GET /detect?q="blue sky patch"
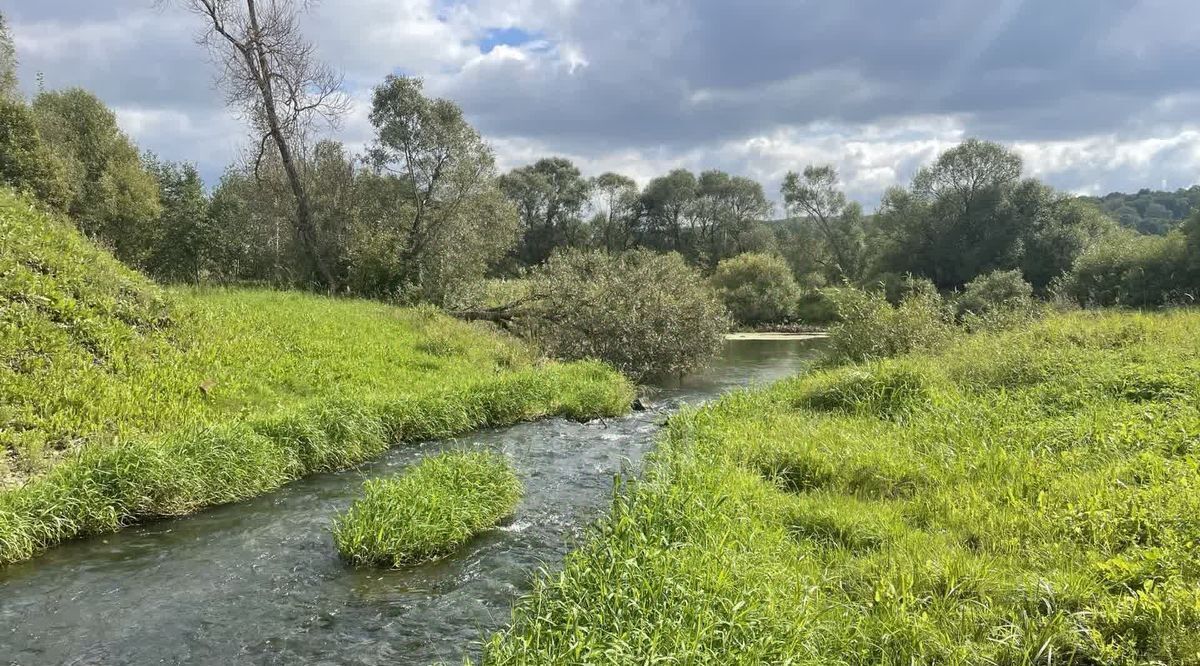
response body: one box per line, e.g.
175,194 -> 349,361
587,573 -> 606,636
479,27 -> 541,54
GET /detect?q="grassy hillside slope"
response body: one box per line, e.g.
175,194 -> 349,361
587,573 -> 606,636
0,189 -> 633,564
485,310 -> 1200,665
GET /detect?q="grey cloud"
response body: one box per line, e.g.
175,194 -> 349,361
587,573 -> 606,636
6,0 -> 1200,201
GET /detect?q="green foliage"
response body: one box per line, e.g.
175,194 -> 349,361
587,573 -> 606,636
633,168 -> 773,268
0,11 -> 16,100
485,310 -> 1200,665
870,140 -> 1109,291
0,99 -> 72,210
144,157 -> 214,283
710,252 -> 801,326
31,88 -> 161,267
361,77 -> 519,303
691,170 -> 774,268
795,287 -> 841,325
780,164 -> 866,281
1082,186 -> 1200,235
825,280 -> 956,362
499,157 -> 592,266
0,192 -> 632,562
588,171 -> 640,254
1060,230 -> 1193,307
527,249 -> 729,380
640,168 -> 698,254
333,450 -> 523,567
954,269 -> 1038,330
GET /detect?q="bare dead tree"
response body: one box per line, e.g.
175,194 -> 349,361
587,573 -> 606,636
171,0 -> 348,290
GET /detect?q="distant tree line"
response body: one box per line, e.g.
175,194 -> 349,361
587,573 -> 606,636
1081,186 -> 1200,235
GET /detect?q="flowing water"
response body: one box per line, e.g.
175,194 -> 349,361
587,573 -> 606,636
0,338 -> 825,665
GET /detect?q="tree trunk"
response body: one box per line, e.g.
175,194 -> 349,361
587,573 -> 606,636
245,0 -> 337,292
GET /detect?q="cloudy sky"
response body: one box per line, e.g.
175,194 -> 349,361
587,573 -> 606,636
7,0 -> 1200,207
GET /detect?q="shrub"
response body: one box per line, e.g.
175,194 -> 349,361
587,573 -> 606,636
527,249 -> 729,380
955,269 -> 1039,331
332,450 -> 523,567
1060,231 -> 1193,307
710,253 -> 801,326
825,281 -> 956,363
796,288 -> 842,325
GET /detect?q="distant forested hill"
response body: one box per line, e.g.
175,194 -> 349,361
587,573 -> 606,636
1080,185 -> 1200,235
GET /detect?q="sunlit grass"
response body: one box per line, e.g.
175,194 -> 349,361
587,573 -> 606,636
484,309 -> 1200,665
0,190 -> 633,564
333,450 -> 523,567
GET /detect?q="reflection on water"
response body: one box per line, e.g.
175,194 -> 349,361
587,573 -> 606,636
0,339 -> 824,665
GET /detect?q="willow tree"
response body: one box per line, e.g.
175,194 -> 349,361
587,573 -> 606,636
173,0 -> 348,290
359,76 -> 518,304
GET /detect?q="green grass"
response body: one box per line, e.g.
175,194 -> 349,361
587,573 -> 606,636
483,309 -> 1200,665
333,450 -> 523,567
0,189 -> 633,565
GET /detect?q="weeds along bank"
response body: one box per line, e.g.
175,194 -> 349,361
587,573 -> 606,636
0,192 -> 633,565
485,310 -> 1200,664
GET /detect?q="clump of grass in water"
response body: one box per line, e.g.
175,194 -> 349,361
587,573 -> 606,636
333,450 -> 523,567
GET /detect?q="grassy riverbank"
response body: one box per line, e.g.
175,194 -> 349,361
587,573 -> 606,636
485,310 -> 1200,664
0,191 -> 633,565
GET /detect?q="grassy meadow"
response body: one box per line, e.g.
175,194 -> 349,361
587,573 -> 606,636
0,192 -> 633,565
484,310 -> 1200,665
334,450 -> 524,567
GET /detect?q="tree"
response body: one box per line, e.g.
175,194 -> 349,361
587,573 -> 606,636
1081,185 -> 1200,235
1010,182 -> 1112,291
692,170 -> 773,269
31,89 -> 161,267
0,98 -> 71,210
589,172 -> 639,253
641,169 -> 698,254
499,157 -> 592,265
867,139 -> 1103,291
304,139 -> 357,284
361,75 -> 517,303
710,253 -> 801,326
145,157 -> 213,283
781,165 -> 864,281
0,11 -> 18,100
207,163 -> 292,283
175,0 -> 348,290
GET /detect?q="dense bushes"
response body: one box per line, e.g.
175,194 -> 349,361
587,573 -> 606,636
1059,230 -> 1193,307
710,253 -> 800,326
525,249 -> 729,380
823,271 -> 1044,363
824,279 -> 956,362
333,450 -> 523,567
955,269 -> 1040,331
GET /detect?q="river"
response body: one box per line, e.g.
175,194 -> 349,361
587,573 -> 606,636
0,338 -> 825,665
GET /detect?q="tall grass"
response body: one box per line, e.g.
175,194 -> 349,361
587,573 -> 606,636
484,309 -> 1200,665
333,450 -> 523,567
0,190 -> 633,564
